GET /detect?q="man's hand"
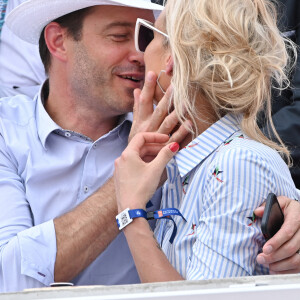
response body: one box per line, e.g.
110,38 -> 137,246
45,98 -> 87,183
129,71 -> 191,146
255,196 -> 300,274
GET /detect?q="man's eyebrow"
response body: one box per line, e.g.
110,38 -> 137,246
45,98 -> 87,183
103,22 -> 135,31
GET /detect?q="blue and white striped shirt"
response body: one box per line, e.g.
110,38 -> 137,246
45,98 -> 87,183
155,113 -> 300,279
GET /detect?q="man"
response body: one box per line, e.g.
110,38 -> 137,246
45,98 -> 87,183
0,0 -> 168,292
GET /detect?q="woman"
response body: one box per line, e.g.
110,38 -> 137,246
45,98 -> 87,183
114,0 -> 300,282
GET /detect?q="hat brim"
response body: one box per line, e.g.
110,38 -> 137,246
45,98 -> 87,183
6,0 -> 164,44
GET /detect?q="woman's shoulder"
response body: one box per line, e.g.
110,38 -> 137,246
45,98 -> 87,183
196,131 -> 298,200
216,132 -> 285,165
203,131 -> 292,184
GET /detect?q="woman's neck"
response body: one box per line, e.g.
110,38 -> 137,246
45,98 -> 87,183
179,96 -> 218,149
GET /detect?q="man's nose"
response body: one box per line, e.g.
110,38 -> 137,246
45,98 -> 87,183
128,46 -> 145,66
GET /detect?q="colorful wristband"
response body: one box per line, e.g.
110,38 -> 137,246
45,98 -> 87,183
116,208 -> 186,244
116,208 -> 147,230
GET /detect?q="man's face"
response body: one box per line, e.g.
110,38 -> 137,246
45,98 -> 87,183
67,6 -> 155,117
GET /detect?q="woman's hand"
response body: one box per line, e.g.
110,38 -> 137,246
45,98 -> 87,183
255,196 -> 300,273
114,132 -> 179,212
129,71 -> 191,147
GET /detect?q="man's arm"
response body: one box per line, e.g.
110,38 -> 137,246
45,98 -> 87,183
0,133 -> 57,292
0,129 -> 119,290
54,178 -> 119,282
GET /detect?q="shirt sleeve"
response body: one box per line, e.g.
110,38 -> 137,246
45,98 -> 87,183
186,146 -> 290,279
0,134 -> 57,292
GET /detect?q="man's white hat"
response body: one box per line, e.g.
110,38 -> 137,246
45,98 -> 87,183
6,0 -> 163,45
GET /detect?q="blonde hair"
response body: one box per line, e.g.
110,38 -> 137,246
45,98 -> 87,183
165,0 -> 296,164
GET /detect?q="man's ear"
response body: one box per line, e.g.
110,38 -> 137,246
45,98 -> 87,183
165,55 -> 174,76
44,22 -> 68,63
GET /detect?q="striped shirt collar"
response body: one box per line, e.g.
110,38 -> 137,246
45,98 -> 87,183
175,113 -> 242,177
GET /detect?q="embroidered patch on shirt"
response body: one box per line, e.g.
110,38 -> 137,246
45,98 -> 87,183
186,223 -> 197,236
247,212 -> 257,226
224,138 -> 234,145
184,143 -> 199,149
182,176 -> 190,194
212,166 -> 223,183
224,134 -> 245,146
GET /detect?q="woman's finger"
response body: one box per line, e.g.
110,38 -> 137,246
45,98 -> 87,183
150,142 -> 179,175
157,110 -> 179,135
169,120 -> 192,145
140,143 -> 167,159
138,71 -> 157,121
149,85 -> 173,131
128,132 -> 170,153
133,88 -> 141,118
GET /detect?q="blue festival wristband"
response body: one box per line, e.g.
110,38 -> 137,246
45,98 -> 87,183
147,209 -> 186,244
146,208 -> 186,222
116,208 -> 147,230
116,208 -> 186,244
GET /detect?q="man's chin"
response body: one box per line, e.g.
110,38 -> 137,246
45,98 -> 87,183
121,94 -> 135,113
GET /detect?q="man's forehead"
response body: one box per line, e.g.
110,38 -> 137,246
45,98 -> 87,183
92,5 -> 155,19
85,5 -> 155,29
103,21 -> 137,31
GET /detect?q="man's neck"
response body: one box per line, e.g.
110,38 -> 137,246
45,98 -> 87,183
43,81 -> 120,141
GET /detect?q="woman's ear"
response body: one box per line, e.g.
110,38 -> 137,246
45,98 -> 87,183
166,56 -> 174,76
44,22 -> 68,63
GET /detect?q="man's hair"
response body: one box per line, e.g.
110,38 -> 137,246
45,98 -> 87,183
39,7 -> 93,74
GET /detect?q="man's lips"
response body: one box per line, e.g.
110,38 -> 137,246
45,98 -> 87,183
117,73 -> 144,83
117,73 -> 145,89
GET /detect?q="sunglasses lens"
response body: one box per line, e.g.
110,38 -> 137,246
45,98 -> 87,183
138,24 -> 154,52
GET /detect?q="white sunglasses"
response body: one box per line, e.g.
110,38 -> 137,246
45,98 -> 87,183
135,18 -> 169,53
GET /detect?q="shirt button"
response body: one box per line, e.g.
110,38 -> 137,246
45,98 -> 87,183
65,131 -> 71,137
93,143 -> 97,149
84,186 -> 89,193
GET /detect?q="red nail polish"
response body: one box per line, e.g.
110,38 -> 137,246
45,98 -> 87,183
169,143 -> 179,152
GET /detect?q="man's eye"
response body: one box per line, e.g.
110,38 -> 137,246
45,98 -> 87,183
110,34 -> 129,41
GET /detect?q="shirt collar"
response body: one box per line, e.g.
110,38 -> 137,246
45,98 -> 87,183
36,81 -> 133,149
36,81 -> 61,149
119,112 -> 133,124
175,113 -> 242,177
